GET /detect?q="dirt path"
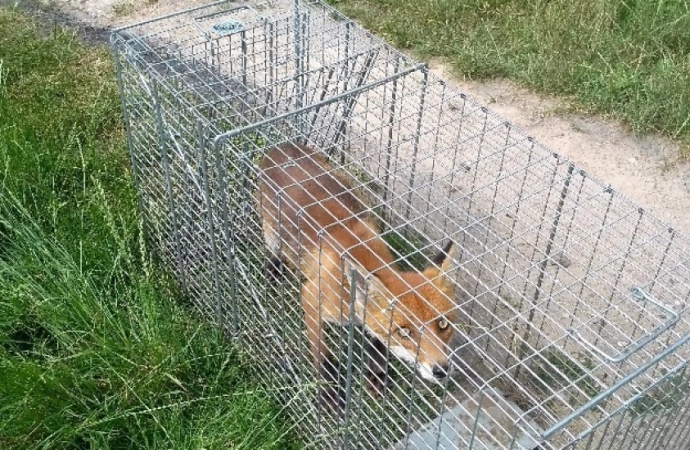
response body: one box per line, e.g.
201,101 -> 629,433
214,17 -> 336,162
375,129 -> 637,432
33,0 -> 690,235
429,61 -> 690,235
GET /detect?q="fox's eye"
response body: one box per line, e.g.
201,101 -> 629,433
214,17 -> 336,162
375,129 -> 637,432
438,319 -> 449,330
398,327 -> 412,338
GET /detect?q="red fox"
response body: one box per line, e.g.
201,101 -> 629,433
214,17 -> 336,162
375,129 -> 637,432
256,142 -> 458,409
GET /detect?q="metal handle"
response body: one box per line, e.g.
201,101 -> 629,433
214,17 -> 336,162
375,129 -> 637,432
570,287 -> 680,363
192,5 -> 266,38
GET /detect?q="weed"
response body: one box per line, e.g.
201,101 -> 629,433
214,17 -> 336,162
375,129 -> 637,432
382,228 -> 431,271
630,370 -> 690,418
113,1 -> 137,17
533,348 -> 600,406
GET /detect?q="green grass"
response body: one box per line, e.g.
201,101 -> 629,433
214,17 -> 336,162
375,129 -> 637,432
0,8 -> 297,449
382,229 -> 430,271
327,0 -> 690,153
533,348 -> 600,407
630,369 -> 690,418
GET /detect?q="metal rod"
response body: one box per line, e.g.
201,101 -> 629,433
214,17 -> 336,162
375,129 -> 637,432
381,56 -> 400,221
241,29 -> 248,87
542,330 -> 690,439
468,389 -> 486,450
342,268 -> 359,450
197,121 -> 225,332
654,367 -> 690,448
111,41 -> 152,253
332,47 -> 379,156
293,0 -> 305,136
212,63 -> 426,146
151,80 -> 188,288
403,67 -> 429,224
515,162 -> 575,380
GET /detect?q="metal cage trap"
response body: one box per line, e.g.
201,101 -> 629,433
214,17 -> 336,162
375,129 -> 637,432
111,1 -> 690,449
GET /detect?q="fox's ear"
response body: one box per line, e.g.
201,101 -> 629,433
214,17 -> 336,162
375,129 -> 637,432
431,240 -> 455,268
430,241 -> 458,294
342,259 -> 392,308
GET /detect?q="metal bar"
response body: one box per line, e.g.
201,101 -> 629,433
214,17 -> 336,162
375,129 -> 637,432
241,28 -> 248,87
592,406 -> 629,450
570,287 -> 680,363
515,162 -> 575,380
341,268 -> 360,450
307,65 -> 337,132
493,138 -> 535,355
111,41 -> 152,252
569,183 -> 614,333
403,66 -> 429,224
654,366 -> 690,448
293,0 -> 305,135
151,80 -> 188,287
212,123 -> 235,332
381,56 -> 401,220
332,47 -> 379,155
542,330 -> 690,440
307,45 -> 381,138
668,395 -> 690,449
333,19 -> 352,161
212,63 -> 426,145
433,369 -> 454,450
196,121 -> 226,331
473,121 -> 513,316
264,20 -> 275,119
468,389 -> 486,450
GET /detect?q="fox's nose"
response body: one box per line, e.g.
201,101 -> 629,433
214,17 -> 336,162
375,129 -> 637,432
432,364 -> 449,379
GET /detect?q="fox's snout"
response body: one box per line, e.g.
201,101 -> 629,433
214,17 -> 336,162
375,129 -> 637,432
432,363 -> 449,379
415,360 -> 451,382
387,331 -> 454,382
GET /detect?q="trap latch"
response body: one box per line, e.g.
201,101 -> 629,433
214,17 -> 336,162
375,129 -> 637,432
192,5 -> 267,40
569,287 -> 680,363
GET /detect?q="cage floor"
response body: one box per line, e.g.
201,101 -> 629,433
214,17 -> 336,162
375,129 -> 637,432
393,388 -> 543,450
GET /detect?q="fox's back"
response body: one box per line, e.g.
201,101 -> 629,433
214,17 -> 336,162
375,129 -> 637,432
257,143 -> 458,386
258,143 -> 376,265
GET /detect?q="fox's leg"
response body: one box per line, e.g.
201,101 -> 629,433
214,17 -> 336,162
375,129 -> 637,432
265,256 -> 284,281
301,280 -> 345,413
365,334 -> 389,396
301,279 -> 329,373
261,218 -> 286,281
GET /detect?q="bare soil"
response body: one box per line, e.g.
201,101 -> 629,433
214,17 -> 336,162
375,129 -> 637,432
428,61 -> 690,235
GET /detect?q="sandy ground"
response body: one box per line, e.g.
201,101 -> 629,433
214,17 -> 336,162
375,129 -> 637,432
427,62 -> 690,235
16,0 -> 690,236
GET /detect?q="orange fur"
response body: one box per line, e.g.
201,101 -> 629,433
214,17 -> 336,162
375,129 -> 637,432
257,142 -> 458,392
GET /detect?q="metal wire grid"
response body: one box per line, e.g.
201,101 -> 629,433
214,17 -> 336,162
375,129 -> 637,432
110,0 -> 419,321
206,71 -> 690,449
111,0 -> 420,130
112,1 -> 690,449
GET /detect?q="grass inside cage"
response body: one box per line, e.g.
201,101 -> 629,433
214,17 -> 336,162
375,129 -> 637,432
630,369 -> 690,419
532,348 -> 601,407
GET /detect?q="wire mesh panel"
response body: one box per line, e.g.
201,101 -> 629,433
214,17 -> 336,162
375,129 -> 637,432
112,1 -> 690,449
111,0 -> 420,322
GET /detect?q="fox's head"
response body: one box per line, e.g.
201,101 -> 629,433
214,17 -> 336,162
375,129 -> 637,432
346,241 -> 458,382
